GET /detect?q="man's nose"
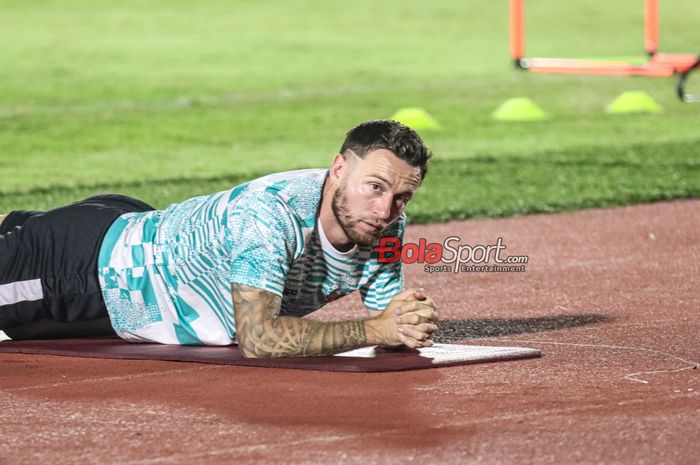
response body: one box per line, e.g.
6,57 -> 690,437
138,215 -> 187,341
374,194 -> 393,221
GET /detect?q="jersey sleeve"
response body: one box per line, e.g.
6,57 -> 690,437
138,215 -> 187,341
225,191 -> 302,296
359,214 -> 407,312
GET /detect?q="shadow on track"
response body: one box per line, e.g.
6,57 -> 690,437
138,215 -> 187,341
433,313 -> 609,343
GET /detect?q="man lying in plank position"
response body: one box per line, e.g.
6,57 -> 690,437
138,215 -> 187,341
0,120 -> 438,358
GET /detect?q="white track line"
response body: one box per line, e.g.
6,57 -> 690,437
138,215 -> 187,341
485,338 -> 700,384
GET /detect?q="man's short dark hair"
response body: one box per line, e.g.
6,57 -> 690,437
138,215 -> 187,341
340,120 -> 432,180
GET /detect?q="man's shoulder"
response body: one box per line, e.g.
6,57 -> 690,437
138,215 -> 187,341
243,168 -> 327,196
232,169 -> 328,228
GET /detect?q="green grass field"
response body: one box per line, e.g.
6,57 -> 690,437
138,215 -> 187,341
1,0 -> 698,221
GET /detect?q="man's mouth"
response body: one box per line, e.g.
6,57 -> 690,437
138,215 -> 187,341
361,221 -> 383,233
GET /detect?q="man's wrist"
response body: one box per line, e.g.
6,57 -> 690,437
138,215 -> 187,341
363,318 -> 382,346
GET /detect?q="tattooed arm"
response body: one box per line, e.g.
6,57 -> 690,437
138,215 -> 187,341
233,283 -> 370,358
232,284 -> 438,358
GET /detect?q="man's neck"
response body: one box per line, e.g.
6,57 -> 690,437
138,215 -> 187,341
318,175 -> 354,252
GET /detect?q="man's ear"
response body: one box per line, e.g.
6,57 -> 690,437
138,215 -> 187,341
329,153 -> 347,183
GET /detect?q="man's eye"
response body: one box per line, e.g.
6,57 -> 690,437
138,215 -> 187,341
369,183 -> 381,191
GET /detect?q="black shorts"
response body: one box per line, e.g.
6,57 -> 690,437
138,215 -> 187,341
0,194 -> 154,339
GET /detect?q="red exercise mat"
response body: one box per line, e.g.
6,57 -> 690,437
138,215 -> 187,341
0,339 -> 541,372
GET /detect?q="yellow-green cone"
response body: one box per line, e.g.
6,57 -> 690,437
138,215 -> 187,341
390,107 -> 441,131
492,97 -> 548,121
605,91 -> 662,114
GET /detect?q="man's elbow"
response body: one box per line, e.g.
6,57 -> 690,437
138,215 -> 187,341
237,335 -> 283,359
236,335 -> 259,359
235,324 -> 303,359
239,346 -> 258,359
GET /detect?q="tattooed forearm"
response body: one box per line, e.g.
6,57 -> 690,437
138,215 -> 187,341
233,284 -> 368,358
299,319 -> 367,356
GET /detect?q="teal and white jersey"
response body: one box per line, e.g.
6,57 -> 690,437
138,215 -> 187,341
97,169 -> 406,345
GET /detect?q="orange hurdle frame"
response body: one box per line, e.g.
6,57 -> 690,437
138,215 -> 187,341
509,0 -> 700,102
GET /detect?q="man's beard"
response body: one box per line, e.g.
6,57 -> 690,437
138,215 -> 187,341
331,184 -> 385,247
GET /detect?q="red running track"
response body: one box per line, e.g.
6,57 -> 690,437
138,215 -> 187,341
1,200 -> 698,465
